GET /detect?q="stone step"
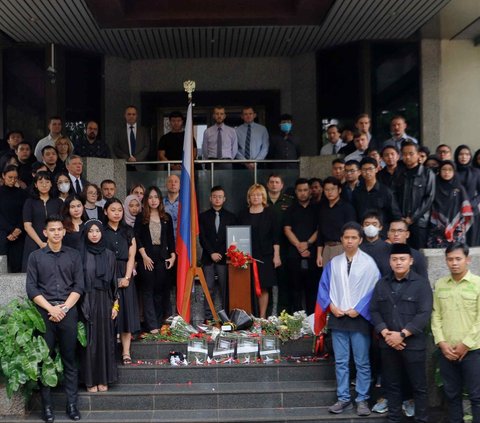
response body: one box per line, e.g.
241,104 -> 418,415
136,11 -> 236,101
16,406 -> 389,423
117,361 -> 336,384
31,381 -> 339,411
129,337 -> 317,360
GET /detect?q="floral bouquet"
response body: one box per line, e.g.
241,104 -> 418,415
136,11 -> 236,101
226,245 -> 249,269
255,310 -> 312,343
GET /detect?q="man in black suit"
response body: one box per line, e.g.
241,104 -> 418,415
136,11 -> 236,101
112,105 -> 151,162
199,185 -> 236,321
66,155 -> 88,195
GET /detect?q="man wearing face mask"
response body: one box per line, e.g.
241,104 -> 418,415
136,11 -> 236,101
359,211 -> 391,277
267,114 -> 299,169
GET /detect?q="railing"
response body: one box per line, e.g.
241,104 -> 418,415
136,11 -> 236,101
125,159 -> 300,215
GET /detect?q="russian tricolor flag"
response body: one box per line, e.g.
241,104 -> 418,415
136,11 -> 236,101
176,102 -> 198,321
314,261 -> 332,335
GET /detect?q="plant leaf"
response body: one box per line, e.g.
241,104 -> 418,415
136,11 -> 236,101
77,321 -> 87,347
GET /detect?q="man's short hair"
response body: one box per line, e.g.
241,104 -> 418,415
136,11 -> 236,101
389,219 -> 409,230
360,157 -> 378,168
267,173 -> 284,183
48,116 -> 62,124
436,144 -> 452,153
45,214 -> 64,227
41,145 -> 57,156
280,113 -> 292,121
65,155 -> 83,165
355,113 -> 370,123
6,130 -> 24,140
353,130 -> 365,139
100,179 -> 116,188
213,105 -> 225,112
86,120 -> 99,127
308,177 -> 322,186
242,106 -> 256,113
341,221 -> 363,238
391,114 -> 406,123
419,146 -> 431,156
332,158 -> 345,166
401,139 -> 419,152
169,111 -> 184,120
327,124 -> 340,132
15,141 -> 31,151
381,145 -> 399,156
445,242 -> 469,257
210,185 -> 225,194
323,176 -> 342,189
362,210 -> 383,226
345,160 -> 360,169
125,105 -> 137,111
295,178 -> 309,188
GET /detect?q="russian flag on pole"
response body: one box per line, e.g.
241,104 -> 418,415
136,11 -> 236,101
176,102 -> 198,321
313,261 -> 332,335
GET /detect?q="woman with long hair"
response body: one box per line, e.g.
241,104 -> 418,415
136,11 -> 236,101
22,171 -> 63,270
129,183 -> 145,202
0,165 -> 28,272
55,136 -> 74,168
237,184 -> 281,318
103,198 -> 140,364
454,145 -> 480,246
61,195 -> 87,250
134,186 -> 175,333
427,160 -> 473,248
80,219 -> 118,393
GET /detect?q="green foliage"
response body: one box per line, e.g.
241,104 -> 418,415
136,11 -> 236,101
0,299 -> 63,399
77,321 -> 87,347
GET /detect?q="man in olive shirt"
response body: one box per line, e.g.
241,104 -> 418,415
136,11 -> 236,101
431,242 -> 480,423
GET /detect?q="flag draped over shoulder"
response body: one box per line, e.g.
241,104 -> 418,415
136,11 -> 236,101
176,103 -> 198,321
314,251 -> 380,335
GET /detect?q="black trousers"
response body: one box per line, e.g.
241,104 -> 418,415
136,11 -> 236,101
286,257 -> 318,315
139,246 -> 169,331
38,306 -> 79,406
408,224 -> 428,250
381,348 -> 428,423
439,349 -> 480,423
203,262 -> 227,320
0,231 -> 24,273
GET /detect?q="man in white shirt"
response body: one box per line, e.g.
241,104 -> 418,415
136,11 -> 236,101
383,115 -> 418,150
34,116 -> 62,162
321,125 -> 346,155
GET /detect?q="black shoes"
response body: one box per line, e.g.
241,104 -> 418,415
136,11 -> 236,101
42,405 -> 55,423
66,403 -> 81,421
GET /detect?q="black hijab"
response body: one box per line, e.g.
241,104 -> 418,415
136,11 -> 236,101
83,219 -> 109,291
454,144 -> 480,203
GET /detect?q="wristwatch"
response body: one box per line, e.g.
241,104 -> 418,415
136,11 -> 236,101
400,331 -> 406,339
61,306 -> 70,313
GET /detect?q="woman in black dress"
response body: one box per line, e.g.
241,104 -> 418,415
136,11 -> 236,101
454,145 -> 480,246
22,171 -> 63,270
238,184 -> 281,318
0,165 -> 28,272
61,195 -> 87,250
427,160 -> 473,248
103,198 -> 140,364
81,219 -> 118,392
134,186 -> 175,333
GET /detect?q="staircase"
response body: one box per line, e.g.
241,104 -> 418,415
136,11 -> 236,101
7,338 -> 389,422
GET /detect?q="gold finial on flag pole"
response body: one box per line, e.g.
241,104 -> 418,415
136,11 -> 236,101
183,80 -> 196,101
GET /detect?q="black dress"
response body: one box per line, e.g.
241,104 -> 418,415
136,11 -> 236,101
0,185 -> 28,272
21,197 -> 63,271
81,249 -> 118,387
63,223 -> 85,251
103,223 -> 140,334
237,207 -> 280,289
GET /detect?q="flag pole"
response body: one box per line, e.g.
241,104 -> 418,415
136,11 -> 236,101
179,81 -> 218,323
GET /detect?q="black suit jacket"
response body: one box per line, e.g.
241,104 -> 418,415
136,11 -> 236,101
199,207 -> 237,265
134,213 -> 175,260
112,126 -> 151,161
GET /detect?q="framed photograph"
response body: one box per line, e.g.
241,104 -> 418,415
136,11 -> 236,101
226,225 -> 252,255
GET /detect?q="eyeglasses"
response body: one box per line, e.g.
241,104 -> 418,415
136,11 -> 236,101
361,167 -> 376,173
388,229 -> 407,234
345,169 -> 358,174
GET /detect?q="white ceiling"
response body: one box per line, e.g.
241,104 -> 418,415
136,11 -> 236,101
0,0 -> 454,59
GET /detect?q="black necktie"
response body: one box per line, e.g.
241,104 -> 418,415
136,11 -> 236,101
129,125 -> 136,156
216,127 -> 222,159
245,124 -> 251,159
75,178 -> 81,194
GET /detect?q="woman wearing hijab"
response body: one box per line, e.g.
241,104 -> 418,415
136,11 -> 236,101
80,219 -> 118,393
454,145 -> 480,246
427,160 -> 473,248
123,194 -> 142,228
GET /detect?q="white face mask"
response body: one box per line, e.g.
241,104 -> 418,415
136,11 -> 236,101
363,224 -> 380,238
58,182 -> 71,194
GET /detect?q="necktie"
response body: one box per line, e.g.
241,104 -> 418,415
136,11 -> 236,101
75,178 -> 81,194
215,211 -> 220,233
245,124 -> 251,159
129,125 -> 136,156
332,143 -> 336,154
216,127 -> 222,159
